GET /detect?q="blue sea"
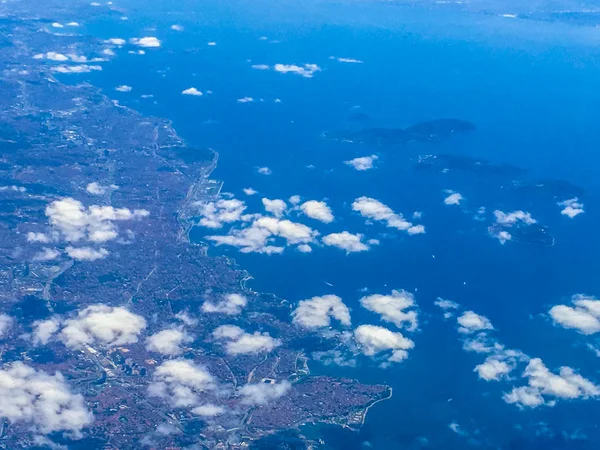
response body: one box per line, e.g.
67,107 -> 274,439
78,1 -> 600,447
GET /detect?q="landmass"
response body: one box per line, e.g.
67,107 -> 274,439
0,6 -> 389,449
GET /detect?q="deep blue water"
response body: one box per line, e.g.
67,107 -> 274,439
76,1 -> 600,448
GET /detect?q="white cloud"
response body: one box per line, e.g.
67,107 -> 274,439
131,37 -> 161,48
558,198 -> 584,218
171,24 -> 184,31
175,311 -> 198,326
492,230 -> 512,244
297,244 -> 312,253
191,404 -> 225,417
493,210 -> 536,226
257,167 -> 272,175
329,56 -> 363,64
360,290 -> 418,331
115,85 -> 132,92
504,358 -> 599,408
243,188 -> 257,196
251,64 -> 270,70
237,97 -> 254,103
273,63 -> 321,78
239,381 -> 291,405
60,305 -> 146,348
65,246 -> 108,261
32,317 -> 62,345
207,41 -> 217,46
435,297 -> 460,319
289,195 -> 301,205
202,293 -> 247,315
300,200 -> 334,223
475,357 -> 514,381
105,38 -> 126,45
0,314 -> 12,338
503,386 -> 545,408
292,294 -> 351,329
85,182 -> 112,195
322,231 -> 369,253
443,191 -> 464,206
262,198 -> 287,218
195,199 -> 247,229
33,248 -> 60,262
435,298 -> 459,310
146,328 -> 192,356
67,22 -> 80,27
0,362 -> 93,435
102,48 -> 115,56
182,87 -> 203,96
549,294 -> 600,335
27,232 -> 51,243
51,22 -> 64,28
207,217 -> 317,254
148,359 -> 215,407
34,52 -> 69,61
354,324 -> 414,364
46,197 -> 148,243
457,311 -> 494,334
0,185 -> 26,192
352,196 -> 424,234
345,155 -> 378,171
213,325 -> 281,355
51,65 -> 102,74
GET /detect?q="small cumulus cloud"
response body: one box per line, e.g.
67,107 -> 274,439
360,290 -> 418,331
0,314 -> 13,338
354,324 -> 414,365
182,87 -> 203,96
146,328 -> 192,356
504,358 -> 599,409
273,63 -> 321,78
443,190 -> 464,206
549,294 -> 600,335
262,198 -> 288,218
292,294 -> 351,329
60,305 -> 146,348
192,404 -> 225,417
243,188 -> 257,196
195,199 -> 247,229
213,325 -> 281,355
32,317 -> 62,345
0,363 -> 93,435
148,359 -> 215,407
171,24 -> 184,31
257,166 -> 272,175
352,196 -> 424,235
51,64 -> 102,74
131,37 -> 161,48
457,311 -> 494,334
65,246 -> 108,261
115,85 -> 132,92
33,248 -> 61,262
322,231 -> 370,253
300,200 -> 334,223
239,380 -> 291,405
105,38 -> 126,46
85,182 -> 118,195
494,210 -> 536,226
202,293 -> 247,315
345,155 -> 378,171
207,216 -> 317,254
558,198 -> 584,218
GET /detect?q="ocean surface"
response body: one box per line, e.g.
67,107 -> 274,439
75,1 -> 600,447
